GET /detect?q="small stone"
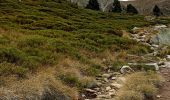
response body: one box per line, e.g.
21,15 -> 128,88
85,89 -> 96,93
97,92 -> 102,95
102,74 -> 111,78
166,80 -> 170,82
94,88 -> 100,91
82,94 -> 86,97
106,86 -> 111,91
96,82 -> 102,87
152,44 -> 159,48
156,95 -> 161,98
111,83 -> 123,89
109,92 -> 116,96
164,73 -> 168,75
111,77 -> 116,80
104,78 -> 109,82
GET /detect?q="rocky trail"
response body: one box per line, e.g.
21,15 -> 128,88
81,24 -> 170,100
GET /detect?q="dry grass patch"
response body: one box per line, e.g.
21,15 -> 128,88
117,72 -> 164,100
0,67 -> 79,100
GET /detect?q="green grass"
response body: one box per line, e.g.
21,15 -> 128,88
0,0 -> 153,77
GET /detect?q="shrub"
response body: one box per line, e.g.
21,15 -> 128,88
117,72 -> 162,100
136,84 -> 157,99
0,62 -> 28,77
0,47 -> 26,64
127,4 -> 138,14
86,0 -> 100,10
117,91 -> 143,100
112,0 -> 122,13
59,73 -> 81,87
153,5 -> 163,17
18,35 -> 47,48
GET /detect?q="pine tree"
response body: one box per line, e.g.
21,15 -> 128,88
86,0 -> 100,10
127,4 -> 138,14
153,5 -> 162,16
112,0 -> 122,13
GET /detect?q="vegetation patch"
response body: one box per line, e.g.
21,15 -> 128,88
117,72 -> 163,100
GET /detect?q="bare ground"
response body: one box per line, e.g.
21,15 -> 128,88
157,67 -> 170,100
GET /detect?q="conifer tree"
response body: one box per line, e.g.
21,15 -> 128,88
112,0 -> 122,13
86,0 -> 100,10
153,5 -> 162,16
127,4 -> 138,14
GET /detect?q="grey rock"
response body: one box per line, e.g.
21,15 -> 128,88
111,83 -> 123,89
120,65 -> 134,74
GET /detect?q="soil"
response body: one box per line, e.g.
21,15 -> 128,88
157,67 -> 170,100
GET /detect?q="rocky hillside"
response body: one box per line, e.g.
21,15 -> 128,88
69,0 -> 114,11
121,0 -> 170,15
69,0 -> 170,15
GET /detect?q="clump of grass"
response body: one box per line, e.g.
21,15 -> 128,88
0,62 -> 28,77
130,64 -> 156,71
117,90 -> 144,100
157,47 -> 170,57
117,72 -> 163,100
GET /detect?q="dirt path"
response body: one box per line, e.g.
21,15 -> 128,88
157,67 -> 170,100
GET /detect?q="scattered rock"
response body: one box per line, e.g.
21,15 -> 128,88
102,74 -> 112,78
84,89 -> 97,98
111,77 -> 116,80
96,82 -> 102,87
109,92 -> 116,97
111,83 -> 122,89
85,89 -> 96,93
103,78 -> 109,82
154,25 -> 167,30
152,44 -> 159,48
106,86 -> 111,91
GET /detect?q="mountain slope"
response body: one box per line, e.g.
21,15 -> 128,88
121,0 -> 170,15
0,0 -> 157,99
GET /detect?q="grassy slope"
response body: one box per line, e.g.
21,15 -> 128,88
0,0 -> 155,98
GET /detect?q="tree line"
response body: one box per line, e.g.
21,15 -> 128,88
86,0 -> 163,16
